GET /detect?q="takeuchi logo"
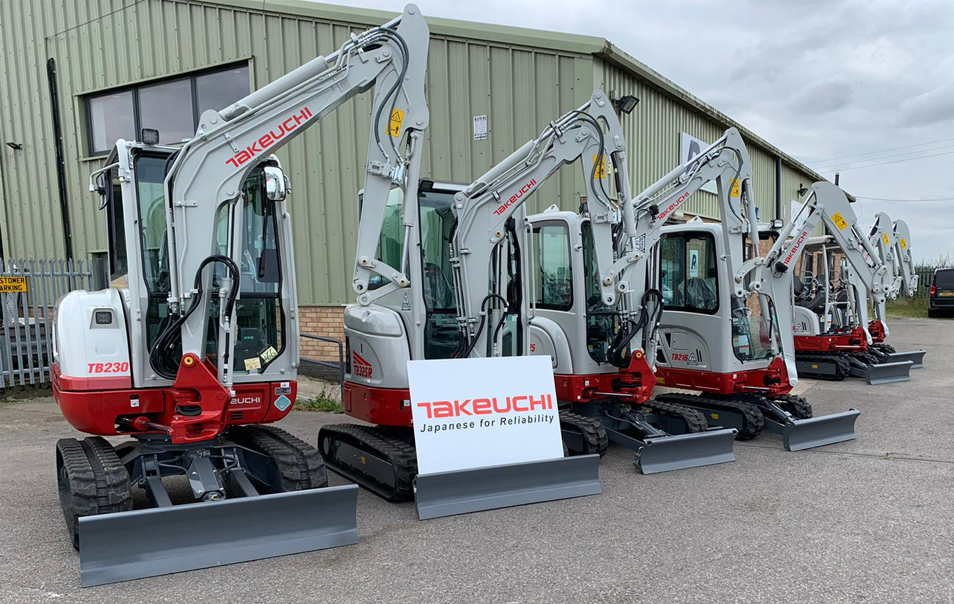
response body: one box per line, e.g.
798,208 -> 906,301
416,394 -> 554,419
225,106 -> 313,168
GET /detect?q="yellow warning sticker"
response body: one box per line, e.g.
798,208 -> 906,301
656,376 -> 666,384
261,346 -> 279,363
901,238 -> 907,250
388,109 -> 405,138
592,154 -> 607,179
0,276 -> 26,293
811,364 -> 819,369
729,178 -> 741,198
883,233 -> 890,245
244,357 -> 262,371
831,212 -> 848,230
710,413 -> 720,420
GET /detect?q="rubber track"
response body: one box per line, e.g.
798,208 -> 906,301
318,424 -> 417,502
559,410 -> 609,457
229,425 -> 328,491
797,352 -> 851,380
655,393 -> 763,440
773,394 -> 813,420
873,343 -> 896,355
55,437 -> 132,549
639,400 -> 708,433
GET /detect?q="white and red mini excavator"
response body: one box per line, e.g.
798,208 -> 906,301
321,90 -> 659,496
51,5 -> 430,586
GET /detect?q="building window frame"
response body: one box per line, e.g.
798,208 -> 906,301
84,61 -> 250,157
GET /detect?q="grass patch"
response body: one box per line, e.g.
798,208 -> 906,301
885,297 -> 929,319
294,387 -> 344,413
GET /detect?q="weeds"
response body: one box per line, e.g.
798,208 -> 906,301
294,386 -> 344,413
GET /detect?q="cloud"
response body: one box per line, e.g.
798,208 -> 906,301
791,79 -> 854,115
899,83 -> 954,127
316,0 -> 954,261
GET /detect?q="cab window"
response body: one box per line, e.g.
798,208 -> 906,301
532,223 -> 572,311
582,222 -> 617,364
660,232 -> 719,313
368,188 -> 404,290
419,189 -> 461,359
207,168 -> 285,371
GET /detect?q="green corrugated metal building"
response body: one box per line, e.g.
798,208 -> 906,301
0,0 -> 833,314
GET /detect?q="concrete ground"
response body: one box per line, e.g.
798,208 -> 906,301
1,318 -> 951,603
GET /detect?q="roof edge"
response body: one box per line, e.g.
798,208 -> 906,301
188,0 -> 847,197
193,0 -> 606,55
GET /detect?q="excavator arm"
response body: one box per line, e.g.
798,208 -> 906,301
893,218 -> 918,297
762,181 -> 888,352
159,5 -> 429,387
450,90 -> 627,357
619,128 -> 761,358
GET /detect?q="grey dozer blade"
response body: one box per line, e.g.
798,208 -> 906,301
79,485 -> 358,587
859,359 -> 914,385
414,455 -> 601,520
769,409 -> 861,452
885,350 -> 926,369
634,429 -> 738,474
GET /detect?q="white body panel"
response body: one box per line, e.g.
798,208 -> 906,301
54,289 -> 131,381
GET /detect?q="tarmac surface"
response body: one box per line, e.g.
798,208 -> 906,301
1,317 -> 951,603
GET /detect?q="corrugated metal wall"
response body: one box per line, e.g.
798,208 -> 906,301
0,0 -> 824,306
1,0 -> 588,305
596,58 -> 814,223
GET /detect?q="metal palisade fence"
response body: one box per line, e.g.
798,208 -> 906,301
914,267 -> 933,299
0,258 -> 95,388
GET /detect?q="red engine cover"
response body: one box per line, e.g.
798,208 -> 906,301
52,359 -> 297,441
655,355 -> 792,397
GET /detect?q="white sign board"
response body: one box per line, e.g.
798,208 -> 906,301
408,356 -> 563,475
473,115 -> 488,141
790,199 -> 807,230
679,132 -> 717,195
689,249 -> 700,278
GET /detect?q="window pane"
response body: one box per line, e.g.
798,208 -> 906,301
88,91 -> 135,155
135,155 -> 170,293
106,169 -> 127,279
419,190 -> 461,360
660,236 -> 685,307
368,188 -> 404,291
582,222 -> 616,364
685,236 -> 717,311
196,66 -> 250,114
533,224 -> 572,311
139,78 -> 194,144
660,233 -> 718,313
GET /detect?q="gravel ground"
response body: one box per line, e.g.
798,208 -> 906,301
0,318 -> 951,603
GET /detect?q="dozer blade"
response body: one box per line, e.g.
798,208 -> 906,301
415,455 -> 601,520
885,350 -> 926,369
636,428 -> 737,475
866,360 -> 913,385
79,485 -> 359,587
775,409 -> 861,452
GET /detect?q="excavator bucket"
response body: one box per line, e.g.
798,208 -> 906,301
415,455 -> 601,520
636,428 -> 737,474
78,485 -> 359,587
864,360 -> 914,385
769,409 -> 860,452
885,350 -> 925,369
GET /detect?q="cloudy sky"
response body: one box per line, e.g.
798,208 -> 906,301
325,0 -> 954,263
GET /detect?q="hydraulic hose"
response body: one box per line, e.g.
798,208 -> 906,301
149,254 -> 241,380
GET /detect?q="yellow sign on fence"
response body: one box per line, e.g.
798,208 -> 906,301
0,276 -> 27,293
